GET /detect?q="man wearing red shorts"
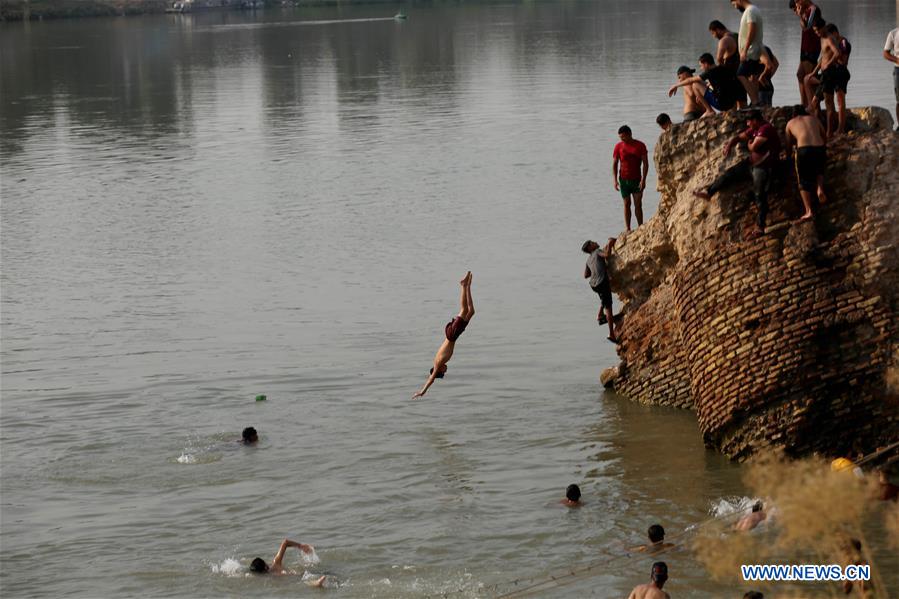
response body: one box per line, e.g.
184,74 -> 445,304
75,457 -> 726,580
413,272 -> 475,399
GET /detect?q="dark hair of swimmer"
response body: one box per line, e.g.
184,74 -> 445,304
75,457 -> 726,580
429,366 -> 446,379
708,19 -> 726,32
647,524 -> 665,543
656,113 -> 672,126
242,427 -> 258,444
699,52 -> 715,66
651,561 -> 668,585
743,592 -> 764,599
618,125 -> 632,136
566,484 -> 581,502
752,501 -> 763,512
793,104 -> 807,117
250,557 -> 268,573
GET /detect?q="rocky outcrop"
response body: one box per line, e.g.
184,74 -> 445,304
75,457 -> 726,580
603,107 -> 899,460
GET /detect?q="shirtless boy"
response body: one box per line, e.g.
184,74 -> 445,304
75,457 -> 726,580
627,562 -> 670,599
735,501 -> 767,531
805,20 -> 850,136
249,538 -> 326,586
785,104 -> 828,222
669,66 -> 715,122
631,524 -> 677,554
413,272 -> 474,398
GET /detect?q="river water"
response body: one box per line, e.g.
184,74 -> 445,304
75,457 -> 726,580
2,1 -> 897,597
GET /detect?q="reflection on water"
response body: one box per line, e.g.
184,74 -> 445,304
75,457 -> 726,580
2,1 -> 897,597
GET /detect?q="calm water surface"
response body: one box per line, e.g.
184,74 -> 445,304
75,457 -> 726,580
2,1 -> 897,597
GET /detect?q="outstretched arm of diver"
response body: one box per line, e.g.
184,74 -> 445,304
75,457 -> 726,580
413,370 -> 438,399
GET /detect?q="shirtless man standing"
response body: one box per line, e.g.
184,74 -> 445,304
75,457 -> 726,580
413,272 -> 474,398
670,65 -> 715,122
785,104 -> 828,222
804,20 -> 849,136
627,562 -> 671,599
249,538 -> 326,586
709,20 -> 740,73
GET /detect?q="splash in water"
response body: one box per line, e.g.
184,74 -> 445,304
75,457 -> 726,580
709,495 -> 761,519
301,547 -> 321,567
210,558 -> 244,576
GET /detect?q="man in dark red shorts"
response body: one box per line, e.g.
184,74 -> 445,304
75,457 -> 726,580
793,0 -> 822,107
413,271 -> 474,399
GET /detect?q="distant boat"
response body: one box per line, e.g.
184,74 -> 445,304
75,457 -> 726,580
394,11 -> 407,20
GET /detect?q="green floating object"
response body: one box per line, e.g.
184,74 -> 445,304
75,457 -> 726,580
255,394 -> 267,402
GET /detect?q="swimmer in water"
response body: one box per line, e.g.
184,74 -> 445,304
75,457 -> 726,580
734,501 -> 767,531
241,427 -> 258,445
631,524 -> 676,553
561,484 -> 582,507
627,561 -> 670,599
249,538 -> 326,586
413,271 -> 474,399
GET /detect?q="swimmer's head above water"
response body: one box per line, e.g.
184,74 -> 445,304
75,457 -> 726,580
565,484 -> 581,503
249,557 -> 269,573
648,524 -> 665,544
242,427 -> 259,445
429,364 -> 448,379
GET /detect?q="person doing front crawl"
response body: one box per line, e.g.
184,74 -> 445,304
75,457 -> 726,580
413,271 -> 475,399
249,538 -> 326,586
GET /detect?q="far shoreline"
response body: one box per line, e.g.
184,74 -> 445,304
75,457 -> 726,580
0,0 -> 404,22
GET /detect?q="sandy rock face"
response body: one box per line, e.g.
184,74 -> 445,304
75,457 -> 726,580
604,107 -> 899,460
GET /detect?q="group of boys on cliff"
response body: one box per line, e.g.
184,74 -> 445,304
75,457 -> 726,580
584,0 -> 899,347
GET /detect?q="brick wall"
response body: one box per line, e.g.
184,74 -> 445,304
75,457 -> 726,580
672,227 -> 895,459
606,107 -> 899,459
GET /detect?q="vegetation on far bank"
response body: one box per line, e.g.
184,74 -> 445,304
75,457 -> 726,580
1,0 -> 167,21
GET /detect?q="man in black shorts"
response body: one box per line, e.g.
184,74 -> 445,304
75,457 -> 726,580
785,105 -> 827,222
805,20 -> 851,136
413,271 -> 475,398
732,0 -> 765,106
582,239 -> 617,343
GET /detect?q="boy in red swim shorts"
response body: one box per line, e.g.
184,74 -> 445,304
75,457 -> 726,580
413,271 -> 475,399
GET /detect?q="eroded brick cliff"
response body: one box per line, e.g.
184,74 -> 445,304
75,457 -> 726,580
603,107 -> 899,460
